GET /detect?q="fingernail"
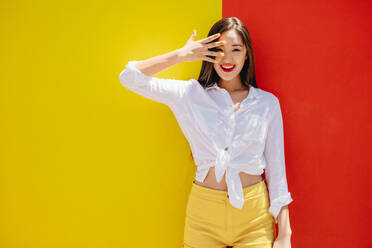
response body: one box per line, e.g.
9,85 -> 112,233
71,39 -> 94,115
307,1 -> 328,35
220,53 -> 224,56
217,33 -> 221,37
222,40 -> 227,44
214,59 -> 218,63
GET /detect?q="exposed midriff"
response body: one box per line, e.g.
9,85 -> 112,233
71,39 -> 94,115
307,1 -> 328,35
194,166 -> 263,191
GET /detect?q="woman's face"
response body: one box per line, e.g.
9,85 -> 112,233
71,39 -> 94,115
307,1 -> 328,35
213,29 -> 247,82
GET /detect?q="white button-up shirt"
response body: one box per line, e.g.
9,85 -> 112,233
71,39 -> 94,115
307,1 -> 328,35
118,60 -> 293,223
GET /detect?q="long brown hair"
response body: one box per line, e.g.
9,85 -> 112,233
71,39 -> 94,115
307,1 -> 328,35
189,17 -> 258,163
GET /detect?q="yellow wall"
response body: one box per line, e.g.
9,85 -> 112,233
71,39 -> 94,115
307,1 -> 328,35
0,0 -> 221,247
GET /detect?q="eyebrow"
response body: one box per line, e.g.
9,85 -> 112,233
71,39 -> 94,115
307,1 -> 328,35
217,44 -> 243,48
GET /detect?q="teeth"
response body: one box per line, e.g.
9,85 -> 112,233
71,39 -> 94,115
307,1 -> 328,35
222,65 -> 234,69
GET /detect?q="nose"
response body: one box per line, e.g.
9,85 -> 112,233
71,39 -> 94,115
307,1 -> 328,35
219,51 -> 234,61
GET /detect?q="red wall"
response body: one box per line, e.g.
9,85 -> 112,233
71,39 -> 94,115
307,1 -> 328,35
223,1 -> 372,247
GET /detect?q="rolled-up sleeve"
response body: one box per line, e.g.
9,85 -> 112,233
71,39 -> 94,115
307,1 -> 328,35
118,60 -> 194,106
264,97 -> 293,223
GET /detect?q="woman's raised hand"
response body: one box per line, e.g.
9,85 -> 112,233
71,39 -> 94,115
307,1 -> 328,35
177,30 -> 226,63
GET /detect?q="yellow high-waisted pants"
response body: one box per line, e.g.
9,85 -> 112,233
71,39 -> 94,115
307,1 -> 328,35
183,179 -> 275,248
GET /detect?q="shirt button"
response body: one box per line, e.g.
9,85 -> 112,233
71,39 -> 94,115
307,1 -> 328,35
224,147 -> 229,151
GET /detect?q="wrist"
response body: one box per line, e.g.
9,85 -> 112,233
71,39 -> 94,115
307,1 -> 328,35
174,48 -> 187,63
277,231 -> 292,238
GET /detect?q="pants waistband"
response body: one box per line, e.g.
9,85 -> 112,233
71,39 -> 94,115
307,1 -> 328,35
191,179 -> 266,201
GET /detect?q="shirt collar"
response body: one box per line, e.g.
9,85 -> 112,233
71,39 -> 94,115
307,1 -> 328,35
206,82 -> 261,99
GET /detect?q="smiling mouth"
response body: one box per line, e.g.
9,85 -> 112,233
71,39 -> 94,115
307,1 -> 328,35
220,64 -> 235,72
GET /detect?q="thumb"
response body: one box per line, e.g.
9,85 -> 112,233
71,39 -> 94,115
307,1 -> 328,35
189,29 -> 196,41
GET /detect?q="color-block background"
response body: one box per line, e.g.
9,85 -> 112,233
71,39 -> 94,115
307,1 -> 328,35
222,0 -> 372,248
1,0 -> 371,247
223,1 -> 371,247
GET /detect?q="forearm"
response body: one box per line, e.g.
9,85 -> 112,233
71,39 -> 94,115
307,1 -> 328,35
277,205 -> 292,237
135,48 -> 184,77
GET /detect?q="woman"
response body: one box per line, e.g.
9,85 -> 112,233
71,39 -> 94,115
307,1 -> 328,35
119,17 -> 293,248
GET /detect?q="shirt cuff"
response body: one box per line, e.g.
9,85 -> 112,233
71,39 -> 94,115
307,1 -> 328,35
120,60 -> 152,86
268,192 -> 293,224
